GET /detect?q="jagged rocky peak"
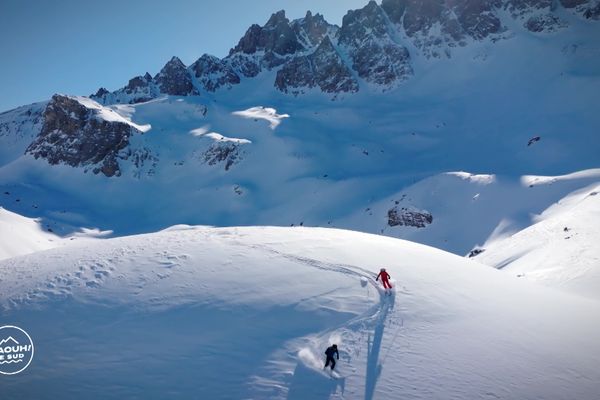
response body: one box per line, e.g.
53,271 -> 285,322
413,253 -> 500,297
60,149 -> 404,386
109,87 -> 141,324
190,54 -> 240,92
339,0 -> 390,42
26,95 -> 143,177
230,10 -> 304,56
292,11 -> 337,48
226,10 -> 308,77
154,56 -> 199,96
275,35 -> 358,95
93,87 -> 110,98
338,0 -> 412,86
379,0 -> 506,56
125,72 -> 153,92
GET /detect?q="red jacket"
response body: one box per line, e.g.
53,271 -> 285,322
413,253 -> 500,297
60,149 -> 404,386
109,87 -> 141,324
376,271 -> 391,281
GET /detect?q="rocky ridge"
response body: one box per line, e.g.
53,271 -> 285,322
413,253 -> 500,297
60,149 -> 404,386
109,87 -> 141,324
89,0 -> 600,104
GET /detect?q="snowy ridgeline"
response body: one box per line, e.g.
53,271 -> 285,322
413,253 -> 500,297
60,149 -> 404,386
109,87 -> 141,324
0,226 -> 599,399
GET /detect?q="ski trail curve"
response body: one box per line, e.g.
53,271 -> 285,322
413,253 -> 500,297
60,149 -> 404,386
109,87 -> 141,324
243,243 -> 404,399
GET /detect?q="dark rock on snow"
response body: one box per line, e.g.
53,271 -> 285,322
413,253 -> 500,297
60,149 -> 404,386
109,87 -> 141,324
26,95 -> 142,177
387,206 -> 433,228
190,54 -> 240,92
338,1 -> 413,85
275,36 -> 358,95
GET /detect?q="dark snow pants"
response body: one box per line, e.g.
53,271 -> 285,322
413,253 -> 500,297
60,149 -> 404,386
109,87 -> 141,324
325,355 -> 336,370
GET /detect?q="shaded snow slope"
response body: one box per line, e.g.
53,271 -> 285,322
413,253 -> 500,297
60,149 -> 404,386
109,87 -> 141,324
0,207 -> 63,260
478,181 -> 600,299
0,227 -> 598,399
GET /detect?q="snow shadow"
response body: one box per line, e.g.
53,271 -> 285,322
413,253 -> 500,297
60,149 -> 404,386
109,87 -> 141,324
286,362 -> 344,400
1,300 -> 349,399
365,296 -> 394,400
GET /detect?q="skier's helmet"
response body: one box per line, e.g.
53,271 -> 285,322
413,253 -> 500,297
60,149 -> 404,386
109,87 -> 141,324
332,344 -> 337,349
380,268 -> 386,272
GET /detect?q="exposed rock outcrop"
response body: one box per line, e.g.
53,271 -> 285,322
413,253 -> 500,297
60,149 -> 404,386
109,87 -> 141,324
382,0 -> 503,57
190,54 -> 240,92
275,36 -> 358,95
203,141 -> 244,171
338,1 -> 413,86
525,13 -> 567,32
388,206 -> 433,228
559,0 -> 589,8
584,2 -> 600,19
26,95 -> 143,177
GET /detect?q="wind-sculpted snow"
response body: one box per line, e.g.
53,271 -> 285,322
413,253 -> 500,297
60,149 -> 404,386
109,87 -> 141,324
232,106 -> 290,129
477,179 -> 600,299
0,227 -> 599,399
0,207 -> 62,260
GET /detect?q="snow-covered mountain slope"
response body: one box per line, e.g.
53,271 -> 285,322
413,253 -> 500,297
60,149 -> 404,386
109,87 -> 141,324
476,175 -> 600,299
0,227 -> 598,399
0,207 -> 62,260
340,169 -> 600,254
0,0 -> 598,259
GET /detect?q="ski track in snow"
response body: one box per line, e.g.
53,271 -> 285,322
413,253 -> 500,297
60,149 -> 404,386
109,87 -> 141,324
1,227 -> 599,400
242,243 -> 408,399
0,228 -> 404,399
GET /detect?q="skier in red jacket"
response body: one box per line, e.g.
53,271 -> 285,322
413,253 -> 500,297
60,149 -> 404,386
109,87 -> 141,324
376,268 -> 392,290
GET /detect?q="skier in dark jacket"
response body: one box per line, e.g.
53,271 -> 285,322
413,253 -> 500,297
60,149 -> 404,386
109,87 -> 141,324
324,344 -> 339,370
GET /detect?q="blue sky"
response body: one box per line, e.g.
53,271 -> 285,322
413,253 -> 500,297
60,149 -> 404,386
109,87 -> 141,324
0,0 -> 368,112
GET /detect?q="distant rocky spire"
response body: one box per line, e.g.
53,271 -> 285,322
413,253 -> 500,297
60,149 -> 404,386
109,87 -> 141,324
154,57 -> 199,96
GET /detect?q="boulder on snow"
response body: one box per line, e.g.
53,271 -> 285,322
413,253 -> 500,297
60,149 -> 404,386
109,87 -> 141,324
387,206 -> 433,228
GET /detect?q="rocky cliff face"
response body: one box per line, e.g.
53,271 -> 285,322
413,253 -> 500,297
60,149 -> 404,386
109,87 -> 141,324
227,10 -> 306,75
154,57 -> 199,96
338,1 -> 412,86
291,11 -> 338,48
190,54 -> 240,92
203,141 -> 245,171
224,10 -> 335,79
26,95 -> 145,177
275,36 -> 358,95
381,0 -> 503,57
